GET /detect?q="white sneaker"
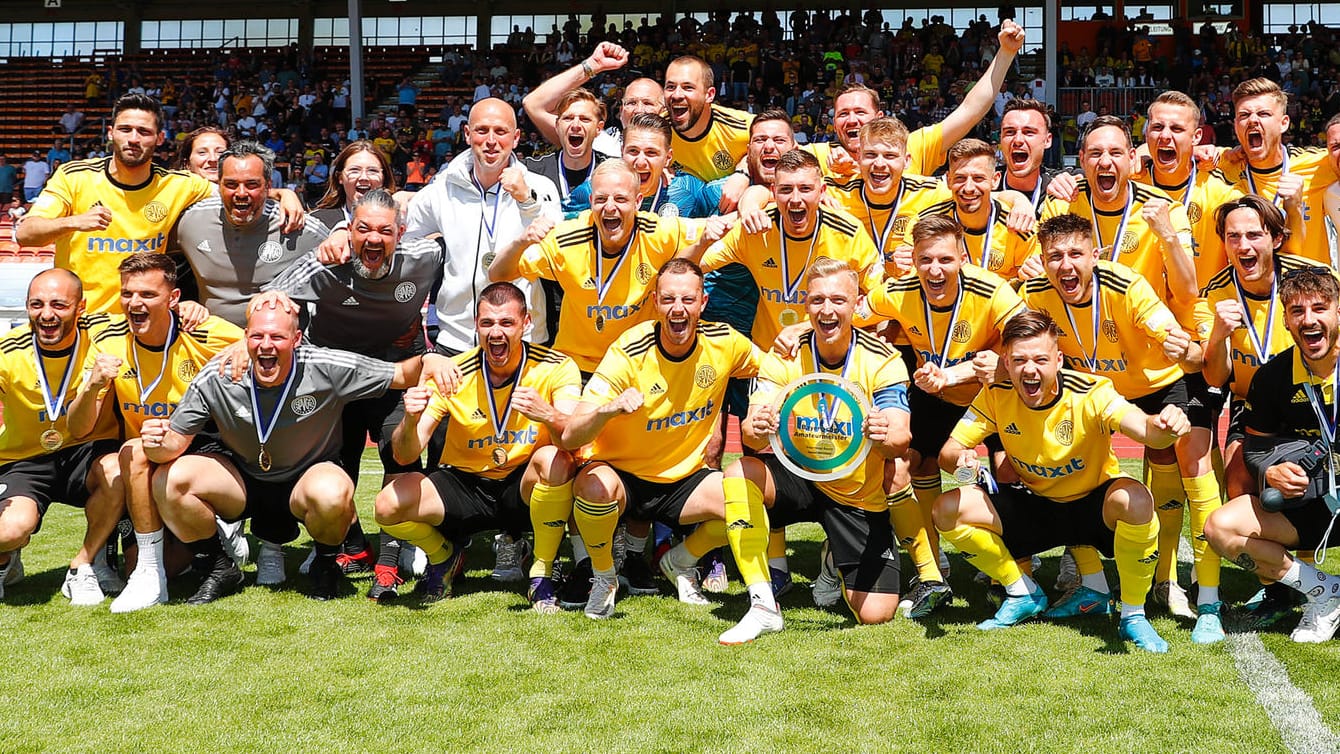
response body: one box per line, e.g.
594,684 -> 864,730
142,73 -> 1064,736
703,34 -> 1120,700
1153,580 -> 1196,619
1055,550 -> 1080,593
256,541 -> 286,585
297,545 -> 316,575
217,518 -> 250,566
659,545 -> 710,605
584,571 -> 618,619
1291,592 -> 1340,643
93,551 -> 125,595
813,541 -> 842,608
719,603 -> 784,644
62,565 -> 105,606
491,533 -> 531,582
109,565 -> 168,613
399,544 -> 427,578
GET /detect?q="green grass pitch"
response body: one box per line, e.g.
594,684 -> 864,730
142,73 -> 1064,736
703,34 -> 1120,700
0,454 -> 1331,752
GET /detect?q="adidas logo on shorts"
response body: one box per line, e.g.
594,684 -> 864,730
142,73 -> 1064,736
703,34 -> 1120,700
762,258 -> 778,268
1004,423 -> 1021,435
196,240 -> 211,253
341,296 -> 359,306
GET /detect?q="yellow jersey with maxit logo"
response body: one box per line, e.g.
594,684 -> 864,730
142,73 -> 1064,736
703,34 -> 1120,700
826,174 -> 949,273
27,158 -> 214,313
1141,167 -> 1244,290
1021,260 -> 1182,399
424,342 -> 581,479
951,369 -> 1133,502
86,314 -> 242,437
911,195 -> 1041,281
702,205 -> 881,351
581,320 -> 760,483
519,211 -> 703,372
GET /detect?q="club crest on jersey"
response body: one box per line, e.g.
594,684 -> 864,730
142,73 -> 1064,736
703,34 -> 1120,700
1120,231 -> 1138,254
290,395 -> 318,416
1188,202 -> 1203,224
1102,320 -> 1119,343
694,365 -> 717,388
951,320 -> 972,344
142,200 -> 168,223
178,361 -> 198,380
258,241 -> 284,263
986,250 -> 1005,270
1054,419 -> 1074,446
395,282 -> 417,303
711,149 -> 735,172
892,215 -> 910,235
635,263 -> 654,285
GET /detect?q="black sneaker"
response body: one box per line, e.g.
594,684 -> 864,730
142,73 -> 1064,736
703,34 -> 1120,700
367,565 -> 403,603
620,553 -> 660,596
186,561 -> 245,605
906,579 -> 953,618
558,558 -> 593,610
308,555 -> 343,601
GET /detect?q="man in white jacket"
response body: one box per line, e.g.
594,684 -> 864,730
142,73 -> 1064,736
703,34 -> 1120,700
406,98 -> 562,353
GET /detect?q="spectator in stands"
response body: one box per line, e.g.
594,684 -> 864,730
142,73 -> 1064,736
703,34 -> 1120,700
397,77 -> 420,116
47,140 -> 71,169
311,141 -> 399,228
304,151 -> 330,204
0,156 -> 15,208
22,150 -> 50,202
59,105 -> 85,135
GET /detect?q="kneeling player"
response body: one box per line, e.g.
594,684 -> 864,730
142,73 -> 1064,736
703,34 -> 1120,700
1205,268 -> 1340,643
144,295 -> 422,602
935,310 -> 1190,653
373,283 -> 581,609
562,259 -> 780,641
725,258 -> 912,634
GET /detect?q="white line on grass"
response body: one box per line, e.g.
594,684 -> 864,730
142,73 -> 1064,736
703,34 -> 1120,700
1178,536 -> 1340,753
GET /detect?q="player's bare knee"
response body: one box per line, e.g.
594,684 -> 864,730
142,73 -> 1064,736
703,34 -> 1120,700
573,466 -> 617,502
850,593 -> 897,625
931,488 -> 964,532
723,455 -> 766,487
532,445 -> 574,483
0,500 -> 38,550
1107,478 -> 1153,524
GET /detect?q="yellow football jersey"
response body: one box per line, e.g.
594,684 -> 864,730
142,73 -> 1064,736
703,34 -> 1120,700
1195,253 -> 1316,399
670,105 -> 753,182
1215,146 -> 1336,263
702,205 -> 882,350
864,264 -> 1025,406
952,370 -> 1133,502
827,174 -> 950,272
911,196 -> 1041,280
581,320 -> 761,483
1021,260 -> 1183,399
424,342 -> 581,479
1038,178 -> 1195,308
1142,167 -> 1244,290
519,211 -> 703,372
750,329 -> 909,511
0,314 -> 120,462
86,314 -> 242,438
27,159 -> 214,313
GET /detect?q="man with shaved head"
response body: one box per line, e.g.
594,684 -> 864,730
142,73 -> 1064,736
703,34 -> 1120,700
0,269 -> 125,605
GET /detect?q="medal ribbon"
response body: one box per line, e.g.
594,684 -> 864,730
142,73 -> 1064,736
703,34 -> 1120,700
472,172 -> 502,251
862,181 -> 903,259
594,221 -> 635,306
922,282 -> 965,368
956,200 -> 999,268
249,356 -> 299,459
131,314 -> 178,403
780,225 -> 822,305
557,153 -> 594,199
1246,148 -> 1289,207
1088,189 -> 1133,262
482,344 -> 526,443
1232,269 -> 1277,365
808,331 -> 856,428
33,330 -> 80,425
1061,269 -> 1102,371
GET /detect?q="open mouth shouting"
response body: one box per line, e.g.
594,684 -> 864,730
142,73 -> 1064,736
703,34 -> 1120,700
35,318 -> 63,344
925,276 -> 949,300
1059,272 -> 1083,300
1154,145 -> 1179,170
565,129 -> 587,156
255,352 -> 280,378
127,308 -> 151,331
666,313 -> 692,338
668,101 -> 691,130
1236,250 -> 1260,277
600,213 -> 623,236
1009,148 -> 1031,173
1299,323 -> 1328,353
866,167 -> 893,192
1020,374 -> 1044,399
815,313 -> 841,337
1246,128 -> 1265,152
1095,171 -> 1118,193
485,337 -> 509,365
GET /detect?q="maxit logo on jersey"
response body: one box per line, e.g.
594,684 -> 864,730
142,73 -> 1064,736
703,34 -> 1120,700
121,400 -> 175,417
467,427 -> 538,449
86,232 -> 167,254
645,399 -> 715,431
1012,456 -> 1085,478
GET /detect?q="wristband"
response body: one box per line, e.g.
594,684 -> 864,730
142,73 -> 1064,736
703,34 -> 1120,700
580,60 -> 594,79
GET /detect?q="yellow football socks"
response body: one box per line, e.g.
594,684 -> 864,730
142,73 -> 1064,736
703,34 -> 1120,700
527,480 -> 573,579
939,523 -> 1021,588
1147,461 -> 1184,583
723,477 -> 771,587
1114,517 -> 1160,608
888,485 -> 942,582
1184,471 -> 1222,591
574,497 -> 620,573
380,520 -> 451,565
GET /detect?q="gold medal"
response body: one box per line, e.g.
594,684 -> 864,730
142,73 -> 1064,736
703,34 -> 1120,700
594,314 -> 605,332
779,309 -> 799,327
482,252 -> 496,269
259,445 -> 272,472
491,446 -> 508,467
39,428 -> 62,452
